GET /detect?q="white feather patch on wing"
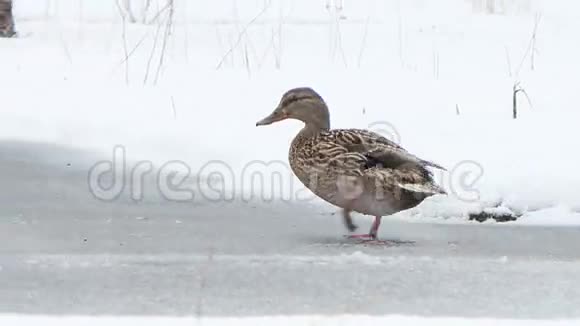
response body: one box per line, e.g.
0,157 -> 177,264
397,183 -> 446,195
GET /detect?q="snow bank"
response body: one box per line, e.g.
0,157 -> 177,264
1,0 -> 579,225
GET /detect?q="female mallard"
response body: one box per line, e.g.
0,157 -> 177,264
256,87 -> 446,241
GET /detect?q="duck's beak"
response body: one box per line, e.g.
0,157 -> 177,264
255,109 -> 288,126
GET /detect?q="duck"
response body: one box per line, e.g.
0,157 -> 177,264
256,87 -> 446,242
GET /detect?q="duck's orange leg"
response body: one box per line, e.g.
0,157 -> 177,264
347,216 -> 382,240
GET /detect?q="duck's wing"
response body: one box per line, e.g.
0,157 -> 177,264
309,132 -> 447,197
305,139 -> 366,177
324,129 -> 446,173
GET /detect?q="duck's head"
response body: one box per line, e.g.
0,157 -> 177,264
256,87 -> 330,130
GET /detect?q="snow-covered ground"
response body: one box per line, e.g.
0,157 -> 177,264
1,0 -> 580,323
3,0 -> 580,223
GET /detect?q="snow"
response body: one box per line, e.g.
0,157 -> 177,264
5,1 -> 579,225
0,1 -> 580,225
1,315 -> 579,326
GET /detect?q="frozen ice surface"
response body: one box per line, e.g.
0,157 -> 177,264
0,141 -> 579,319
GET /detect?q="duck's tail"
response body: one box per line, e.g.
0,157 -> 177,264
398,182 -> 447,195
419,159 -> 447,171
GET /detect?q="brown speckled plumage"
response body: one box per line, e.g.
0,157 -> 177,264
256,87 -> 446,240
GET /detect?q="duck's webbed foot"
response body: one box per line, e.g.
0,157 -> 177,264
345,216 -> 382,240
342,209 -> 358,232
347,233 -> 376,240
